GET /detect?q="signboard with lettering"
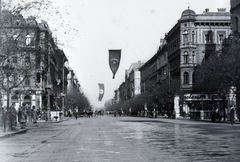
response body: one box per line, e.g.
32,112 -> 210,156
183,94 -> 221,101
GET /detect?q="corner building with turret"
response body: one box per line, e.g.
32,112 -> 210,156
164,8 -> 231,118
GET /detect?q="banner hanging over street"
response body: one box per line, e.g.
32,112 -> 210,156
98,83 -> 104,102
109,49 -> 121,79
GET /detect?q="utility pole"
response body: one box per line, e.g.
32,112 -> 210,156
61,58 -> 65,118
0,0 -> 2,21
6,73 -> 11,131
168,62 -> 171,116
46,49 -> 51,121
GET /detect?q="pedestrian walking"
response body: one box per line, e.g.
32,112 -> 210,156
119,109 -> 122,116
144,103 -> 148,117
11,103 -> 17,128
32,106 -> 37,124
172,109 -> 176,119
18,107 -> 26,129
230,105 -> 235,125
211,107 -> 216,122
153,109 -> 157,118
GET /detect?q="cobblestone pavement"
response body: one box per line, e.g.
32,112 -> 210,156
0,119 -> 64,139
0,116 -> 240,162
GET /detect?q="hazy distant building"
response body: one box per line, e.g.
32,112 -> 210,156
126,61 -> 145,98
117,61 -> 145,102
139,53 -> 159,93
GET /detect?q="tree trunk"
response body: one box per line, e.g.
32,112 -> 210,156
236,85 -> 240,121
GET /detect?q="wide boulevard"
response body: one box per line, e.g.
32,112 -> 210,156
0,115 -> 240,162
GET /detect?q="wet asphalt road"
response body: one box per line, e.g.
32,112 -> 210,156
0,115 -> 240,162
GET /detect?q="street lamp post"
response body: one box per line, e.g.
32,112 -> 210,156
218,87 -> 227,122
2,64 -> 14,131
62,63 -> 65,117
61,61 -> 66,118
46,53 -> 51,121
223,94 -> 226,121
168,62 -> 171,117
221,89 -> 227,122
46,87 -> 51,121
200,94 -> 205,120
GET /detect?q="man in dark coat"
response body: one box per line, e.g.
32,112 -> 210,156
230,106 -> 235,125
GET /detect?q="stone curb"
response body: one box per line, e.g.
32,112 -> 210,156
0,118 -> 69,139
0,129 -> 28,139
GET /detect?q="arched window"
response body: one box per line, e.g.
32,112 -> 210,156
13,35 -> 18,40
26,35 -> 31,46
13,34 -> 18,45
183,72 -> 189,84
24,95 -> 31,105
11,95 -> 19,103
192,31 -> 195,44
192,51 -> 195,64
25,78 -> 30,85
183,51 -> 189,63
183,30 -> 188,35
235,17 -> 239,32
183,30 -> 188,44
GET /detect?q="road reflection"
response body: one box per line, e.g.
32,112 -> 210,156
117,119 -> 240,162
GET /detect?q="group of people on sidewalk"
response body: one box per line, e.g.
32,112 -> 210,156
211,105 -> 236,125
7,103 -> 38,129
17,104 -> 38,128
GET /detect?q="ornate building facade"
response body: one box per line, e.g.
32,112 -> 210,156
164,8 -> 231,117
0,11 -> 68,120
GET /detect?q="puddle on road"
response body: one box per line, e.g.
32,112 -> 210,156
104,140 -> 113,145
105,150 -> 120,154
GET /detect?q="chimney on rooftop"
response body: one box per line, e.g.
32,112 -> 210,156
217,8 -> 226,12
160,39 -> 166,46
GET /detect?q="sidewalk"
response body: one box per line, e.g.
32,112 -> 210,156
157,115 -> 240,124
0,117 -> 69,139
0,122 -> 35,139
177,116 -> 240,124
119,115 -> 240,125
0,116 -> 238,139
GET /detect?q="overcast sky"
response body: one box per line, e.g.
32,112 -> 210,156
45,0 -> 230,108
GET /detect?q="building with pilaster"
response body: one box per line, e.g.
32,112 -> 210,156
0,11 -> 68,120
231,0 -> 240,40
66,69 -> 81,114
125,61 -> 145,98
164,8 -> 231,117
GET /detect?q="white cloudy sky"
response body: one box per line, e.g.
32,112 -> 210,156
43,0 -> 230,108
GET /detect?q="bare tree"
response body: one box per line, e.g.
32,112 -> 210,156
0,0 -> 51,131
194,42 -> 240,119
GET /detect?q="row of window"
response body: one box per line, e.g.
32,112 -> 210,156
168,37 -> 180,53
204,32 -> 225,44
13,34 -> 33,46
169,31 -> 227,55
183,51 -> 195,64
183,30 -> 195,44
10,75 -> 31,86
11,55 -> 30,63
183,30 -> 226,44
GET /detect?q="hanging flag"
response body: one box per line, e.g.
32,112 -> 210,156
98,83 -> 104,101
109,49 -> 121,79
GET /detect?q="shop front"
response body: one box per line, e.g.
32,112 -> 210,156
175,93 -> 227,120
